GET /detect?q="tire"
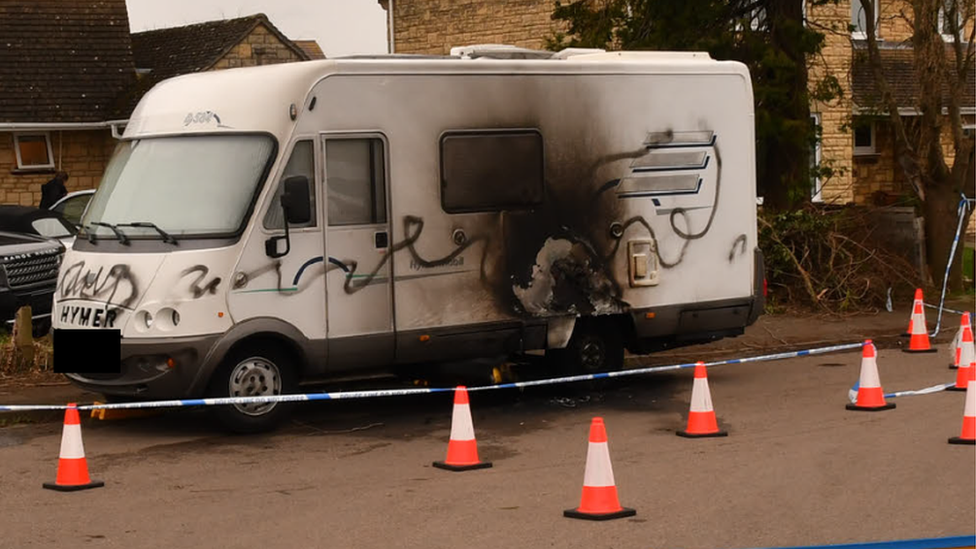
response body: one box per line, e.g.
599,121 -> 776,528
550,318 -> 625,375
208,343 -> 298,434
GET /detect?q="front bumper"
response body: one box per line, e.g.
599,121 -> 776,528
0,285 -> 55,326
64,333 -> 222,400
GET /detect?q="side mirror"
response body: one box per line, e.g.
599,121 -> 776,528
281,175 -> 311,225
265,175 -> 311,259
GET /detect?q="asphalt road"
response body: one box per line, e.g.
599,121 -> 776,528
0,344 -> 973,549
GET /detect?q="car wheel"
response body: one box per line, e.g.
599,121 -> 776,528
208,344 -> 298,434
550,318 -> 624,375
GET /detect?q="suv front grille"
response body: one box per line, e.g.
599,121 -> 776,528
1,248 -> 62,291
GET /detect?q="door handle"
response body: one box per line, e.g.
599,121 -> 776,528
374,231 -> 389,249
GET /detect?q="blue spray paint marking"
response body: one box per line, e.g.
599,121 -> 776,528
327,257 -> 350,273
292,256 -> 325,286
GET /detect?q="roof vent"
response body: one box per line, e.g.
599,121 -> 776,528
449,44 -> 555,60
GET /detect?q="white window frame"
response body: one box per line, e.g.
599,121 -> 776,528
851,0 -> 879,40
853,120 -> 877,156
811,113 -> 824,203
13,132 -> 55,170
938,1 -> 963,41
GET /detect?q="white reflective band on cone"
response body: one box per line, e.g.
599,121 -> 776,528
690,377 -> 714,412
449,403 -> 475,441
58,424 -> 85,460
582,441 -> 615,488
961,336 -> 975,367
859,357 -> 881,389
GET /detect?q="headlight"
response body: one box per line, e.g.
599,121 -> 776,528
143,311 -> 153,329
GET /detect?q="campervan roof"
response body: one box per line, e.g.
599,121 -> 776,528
124,47 -> 741,139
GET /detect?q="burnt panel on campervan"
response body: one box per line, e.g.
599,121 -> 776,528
440,129 -> 544,213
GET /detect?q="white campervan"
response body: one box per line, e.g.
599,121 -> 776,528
53,48 -> 764,432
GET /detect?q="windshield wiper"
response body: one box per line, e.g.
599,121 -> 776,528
118,222 -> 178,245
92,222 -> 130,245
79,224 -> 97,244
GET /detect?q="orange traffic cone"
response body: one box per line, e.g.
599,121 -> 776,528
564,417 -> 636,521
949,324 -> 976,392
948,380 -> 975,445
903,294 -> 937,353
43,403 -> 104,491
949,313 -> 972,370
949,324 -> 962,369
432,386 -> 492,471
901,288 -> 923,337
677,362 -> 727,437
847,341 -> 895,411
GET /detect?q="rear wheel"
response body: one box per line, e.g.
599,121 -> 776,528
549,318 -> 625,375
208,344 -> 298,434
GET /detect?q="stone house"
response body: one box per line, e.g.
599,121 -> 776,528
0,0 -> 134,207
377,0 -> 975,210
1,2 -> 318,206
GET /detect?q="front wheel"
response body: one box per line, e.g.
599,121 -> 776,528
549,318 -> 625,375
208,344 -> 298,434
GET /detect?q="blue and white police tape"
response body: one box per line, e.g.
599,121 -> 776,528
848,381 -> 956,404
924,302 -> 969,317
0,341 -> 865,413
929,195 -> 973,337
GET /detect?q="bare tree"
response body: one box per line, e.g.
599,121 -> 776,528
861,0 -> 975,289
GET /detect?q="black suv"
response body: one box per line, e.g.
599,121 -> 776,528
0,231 -> 64,337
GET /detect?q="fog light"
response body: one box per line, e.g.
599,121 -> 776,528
166,357 -> 176,369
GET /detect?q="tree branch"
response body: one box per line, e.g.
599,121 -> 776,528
862,0 -> 924,199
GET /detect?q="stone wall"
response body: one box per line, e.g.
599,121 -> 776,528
0,130 -> 116,206
390,0 -> 565,55
211,23 -> 305,70
809,0 -> 856,204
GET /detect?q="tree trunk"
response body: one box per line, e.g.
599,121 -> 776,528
924,182 -> 964,290
761,0 -> 811,211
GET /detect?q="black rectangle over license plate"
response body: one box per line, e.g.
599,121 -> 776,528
53,329 -> 121,374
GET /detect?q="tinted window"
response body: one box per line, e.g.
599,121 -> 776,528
325,138 -> 387,226
264,141 -> 317,230
53,194 -> 92,226
440,130 -> 544,213
32,217 -> 73,238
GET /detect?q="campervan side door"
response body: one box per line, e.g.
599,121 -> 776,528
321,133 -> 395,369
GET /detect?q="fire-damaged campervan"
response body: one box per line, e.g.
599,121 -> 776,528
53,47 -> 764,432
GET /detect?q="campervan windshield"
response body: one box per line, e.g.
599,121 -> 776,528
82,134 -> 275,239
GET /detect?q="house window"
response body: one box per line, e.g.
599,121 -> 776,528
325,137 -> 387,226
938,0 -> 963,40
264,140 -> 317,230
440,130 -> 545,213
810,113 -> 823,202
13,132 -> 54,170
853,119 -> 876,156
851,0 -> 879,39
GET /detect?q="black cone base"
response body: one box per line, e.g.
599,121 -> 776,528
432,460 -> 492,472
902,348 -> 938,354
564,507 -> 637,521
948,436 -> 975,445
946,386 -> 969,392
676,429 -> 728,438
846,403 -> 896,411
949,364 -> 959,369
42,479 -> 104,492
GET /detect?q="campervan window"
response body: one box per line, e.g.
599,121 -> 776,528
440,130 -> 544,213
265,140 -> 317,230
83,134 -> 275,238
325,138 -> 387,226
